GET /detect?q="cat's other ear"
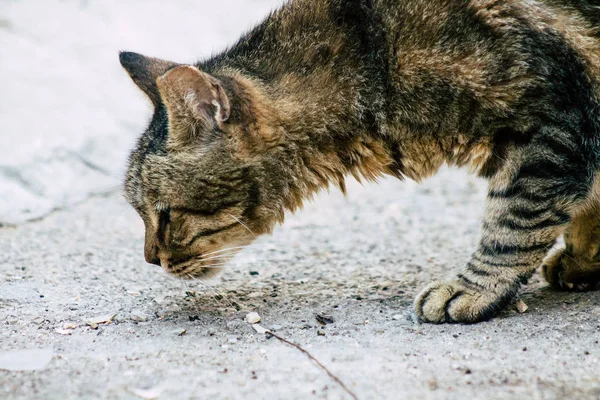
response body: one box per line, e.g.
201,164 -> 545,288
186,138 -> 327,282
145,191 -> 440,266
119,51 -> 179,106
156,65 -> 231,148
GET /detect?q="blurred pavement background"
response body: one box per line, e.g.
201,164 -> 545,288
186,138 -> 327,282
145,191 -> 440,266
0,0 -> 284,224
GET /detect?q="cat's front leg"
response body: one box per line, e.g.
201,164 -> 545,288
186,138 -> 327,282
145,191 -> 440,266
415,127 -> 595,323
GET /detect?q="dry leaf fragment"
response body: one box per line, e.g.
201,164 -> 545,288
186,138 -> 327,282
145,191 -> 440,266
85,313 -> 116,328
131,312 -> 148,322
516,299 -> 529,314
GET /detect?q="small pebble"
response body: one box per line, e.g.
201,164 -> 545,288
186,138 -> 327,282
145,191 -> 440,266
246,312 -> 261,324
249,271 -> 259,276
516,299 -> 529,314
131,312 -> 148,322
317,330 -> 326,336
316,314 -> 334,325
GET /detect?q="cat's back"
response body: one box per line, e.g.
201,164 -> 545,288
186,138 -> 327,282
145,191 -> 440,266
375,0 -> 600,132
381,0 -> 600,75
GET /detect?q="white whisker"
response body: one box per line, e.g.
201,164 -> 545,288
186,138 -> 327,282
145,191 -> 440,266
228,214 -> 256,238
187,274 -> 233,308
201,254 -> 237,262
202,246 -> 248,257
196,263 -> 228,269
194,278 -> 225,307
179,277 -> 204,315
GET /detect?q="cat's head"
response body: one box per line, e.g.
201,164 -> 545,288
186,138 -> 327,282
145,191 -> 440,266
120,52 -> 286,279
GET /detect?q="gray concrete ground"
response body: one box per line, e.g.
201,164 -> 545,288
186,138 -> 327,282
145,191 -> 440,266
2,170 -> 600,400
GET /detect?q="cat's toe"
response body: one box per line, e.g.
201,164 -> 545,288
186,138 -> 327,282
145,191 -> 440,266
415,280 -> 509,324
541,247 -> 567,290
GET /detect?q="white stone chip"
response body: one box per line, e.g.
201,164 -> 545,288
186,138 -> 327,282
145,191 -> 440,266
252,324 -> 270,335
245,312 -> 261,324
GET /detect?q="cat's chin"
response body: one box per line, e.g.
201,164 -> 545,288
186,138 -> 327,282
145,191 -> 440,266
163,261 -> 224,280
182,267 -> 223,280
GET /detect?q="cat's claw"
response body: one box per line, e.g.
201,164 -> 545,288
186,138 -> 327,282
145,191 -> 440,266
415,280 -> 510,324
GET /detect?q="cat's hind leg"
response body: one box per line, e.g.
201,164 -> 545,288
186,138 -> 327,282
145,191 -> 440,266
542,181 -> 600,291
415,125 -> 597,323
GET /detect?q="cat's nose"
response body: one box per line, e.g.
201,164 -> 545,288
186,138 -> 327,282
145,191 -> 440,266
144,245 -> 161,266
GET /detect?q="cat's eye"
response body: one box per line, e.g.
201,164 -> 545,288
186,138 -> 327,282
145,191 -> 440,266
157,209 -> 170,245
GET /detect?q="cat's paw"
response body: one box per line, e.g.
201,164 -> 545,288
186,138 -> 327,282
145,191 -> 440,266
541,247 -> 600,291
414,280 -> 511,324
541,247 -> 572,290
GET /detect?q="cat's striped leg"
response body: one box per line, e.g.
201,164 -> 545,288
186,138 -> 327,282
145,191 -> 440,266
415,127 -> 594,323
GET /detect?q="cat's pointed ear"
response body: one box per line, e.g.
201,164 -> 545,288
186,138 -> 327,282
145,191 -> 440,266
156,65 -> 231,147
119,51 -> 179,106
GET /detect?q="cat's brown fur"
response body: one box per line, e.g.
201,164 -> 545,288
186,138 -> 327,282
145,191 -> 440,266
120,0 -> 600,323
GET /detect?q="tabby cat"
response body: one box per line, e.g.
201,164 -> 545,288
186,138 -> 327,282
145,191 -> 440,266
120,0 -> 600,323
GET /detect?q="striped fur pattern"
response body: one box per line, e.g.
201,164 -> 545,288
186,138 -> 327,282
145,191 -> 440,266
120,0 -> 600,323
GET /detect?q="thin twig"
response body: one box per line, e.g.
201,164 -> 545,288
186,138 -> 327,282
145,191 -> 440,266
266,331 -> 359,400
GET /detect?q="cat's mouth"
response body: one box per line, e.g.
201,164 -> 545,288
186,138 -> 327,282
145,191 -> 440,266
159,253 -> 237,279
